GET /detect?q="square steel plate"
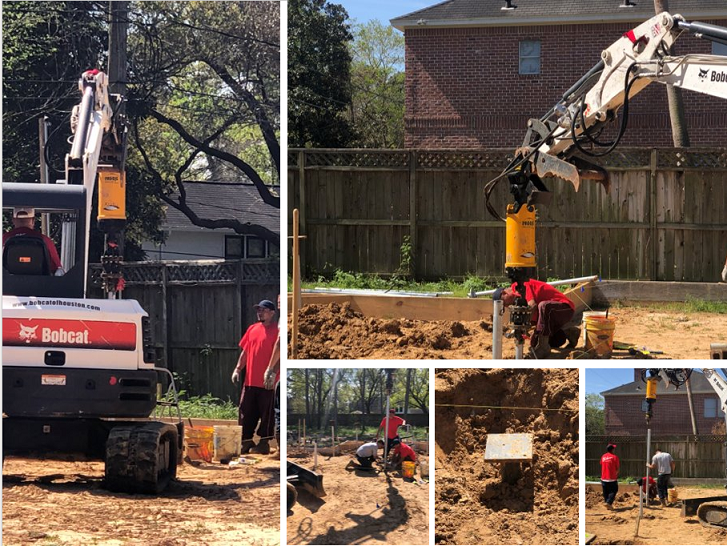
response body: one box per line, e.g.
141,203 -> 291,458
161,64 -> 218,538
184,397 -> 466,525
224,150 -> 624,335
484,433 -> 533,462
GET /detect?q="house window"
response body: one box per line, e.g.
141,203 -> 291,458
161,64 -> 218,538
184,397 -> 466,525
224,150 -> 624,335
519,40 -> 541,75
713,42 -> 727,56
704,398 -> 725,418
246,237 -> 266,258
225,235 -> 268,259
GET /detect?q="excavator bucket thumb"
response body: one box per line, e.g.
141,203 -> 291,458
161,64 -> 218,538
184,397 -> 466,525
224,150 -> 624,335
520,148 -> 610,193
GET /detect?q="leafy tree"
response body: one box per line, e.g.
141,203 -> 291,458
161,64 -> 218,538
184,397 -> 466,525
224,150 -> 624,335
586,393 -> 605,435
348,20 -> 405,148
288,0 -> 354,147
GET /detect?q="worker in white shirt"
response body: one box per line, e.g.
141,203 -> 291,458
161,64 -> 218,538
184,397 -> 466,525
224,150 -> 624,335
346,439 -> 385,470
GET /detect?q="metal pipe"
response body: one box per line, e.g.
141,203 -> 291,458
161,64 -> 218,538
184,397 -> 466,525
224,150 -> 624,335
492,299 -> 503,359
646,428 -> 652,507
384,394 -> 391,467
470,275 -> 599,298
515,343 -> 524,360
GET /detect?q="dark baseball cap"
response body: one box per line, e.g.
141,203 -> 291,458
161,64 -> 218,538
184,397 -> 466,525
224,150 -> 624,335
253,300 -> 276,311
607,443 -> 617,449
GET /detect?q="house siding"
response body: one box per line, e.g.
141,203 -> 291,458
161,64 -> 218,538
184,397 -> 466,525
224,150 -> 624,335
404,20 -> 727,148
604,393 -> 725,435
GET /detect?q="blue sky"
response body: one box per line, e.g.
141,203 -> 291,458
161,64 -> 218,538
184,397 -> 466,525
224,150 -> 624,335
338,0 -> 435,27
586,368 -> 637,395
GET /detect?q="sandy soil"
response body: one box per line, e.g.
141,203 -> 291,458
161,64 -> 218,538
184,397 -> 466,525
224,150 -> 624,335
435,368 -> 579,545
290,302 -> 725,359
2,455 -> 281,546
586,486 -> 727,544
286,451 -> 429,545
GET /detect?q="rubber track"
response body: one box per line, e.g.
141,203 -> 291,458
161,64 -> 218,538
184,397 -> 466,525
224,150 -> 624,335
697,501 -> 727,529
105,422 -> 178,494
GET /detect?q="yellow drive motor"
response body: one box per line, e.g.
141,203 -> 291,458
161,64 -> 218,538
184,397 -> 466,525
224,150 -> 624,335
97,169 -> 127,231
505,204 -> 536,269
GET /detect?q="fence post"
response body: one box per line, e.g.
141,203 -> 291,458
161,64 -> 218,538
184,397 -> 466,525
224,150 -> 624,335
235,260 -> 243,338
409,150 -> 418,277
161,263 -> 170,369
649,149 -> 658,280
298,150 -> 307,277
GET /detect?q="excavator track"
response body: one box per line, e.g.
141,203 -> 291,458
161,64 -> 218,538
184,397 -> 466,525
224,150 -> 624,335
105,422 -> 179,494
697,501 -> 727,529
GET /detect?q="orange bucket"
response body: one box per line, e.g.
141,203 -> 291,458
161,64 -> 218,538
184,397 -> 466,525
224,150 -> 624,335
185,426 -> 214,462
402,460 -> 416,479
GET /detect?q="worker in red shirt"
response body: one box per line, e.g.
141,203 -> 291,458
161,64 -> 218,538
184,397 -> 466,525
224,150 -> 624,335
376,408 -> 406,452
390,439 -> 416,467
3,207 -> 63,274
495,278 -> 579,358
231,300 -> 280,455
600,443 -> 620,510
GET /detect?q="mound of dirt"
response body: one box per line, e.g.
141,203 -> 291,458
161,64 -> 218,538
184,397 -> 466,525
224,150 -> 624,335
435,368 -> 579,545
291,302 -> 492,359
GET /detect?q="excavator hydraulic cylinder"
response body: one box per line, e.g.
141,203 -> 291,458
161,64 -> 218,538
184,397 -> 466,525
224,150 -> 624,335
645,377 -> 658,401
505,204 -> 536,269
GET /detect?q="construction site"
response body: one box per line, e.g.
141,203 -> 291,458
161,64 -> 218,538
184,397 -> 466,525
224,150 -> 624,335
435,368 -> 579,545
586,368 -> 727,545
286,368 -> 429,545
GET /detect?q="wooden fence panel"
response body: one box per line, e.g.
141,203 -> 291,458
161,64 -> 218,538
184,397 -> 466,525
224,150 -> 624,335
289,148 -> 727,282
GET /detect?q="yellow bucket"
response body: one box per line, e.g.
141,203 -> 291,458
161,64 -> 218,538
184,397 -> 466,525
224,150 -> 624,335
584,315 -> 616,357
185,426 -> 214,462
668,488 -> 678,503
402,460 -> 416,479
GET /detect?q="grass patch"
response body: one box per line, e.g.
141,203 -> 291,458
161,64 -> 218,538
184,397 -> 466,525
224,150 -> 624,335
617,298 -> 727,314
288,424 -> 429,442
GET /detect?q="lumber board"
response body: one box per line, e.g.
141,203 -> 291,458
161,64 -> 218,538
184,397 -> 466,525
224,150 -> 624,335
592,281 -> 727,305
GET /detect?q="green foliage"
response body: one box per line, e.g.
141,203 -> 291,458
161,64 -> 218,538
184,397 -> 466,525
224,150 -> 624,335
288,0 -> 355,147
176,392 -> 238,420
586,393 -> 605,435
348,20 -> 405,147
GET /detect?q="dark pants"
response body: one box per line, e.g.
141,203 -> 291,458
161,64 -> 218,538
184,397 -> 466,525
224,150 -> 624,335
534,301 -> 574,347
238,385 -> 275,441
601,480 -> 618,505
356,455 -> 375,468
385,436 -> 400,452
656,473 -> 672,500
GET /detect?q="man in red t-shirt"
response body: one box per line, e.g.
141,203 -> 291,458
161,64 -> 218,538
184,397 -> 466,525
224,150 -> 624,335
376,408 -> 406,452
231,299 -> 279,455
390,439 -> 417,467
3,208 -> 63,274
497,278 -> 578,358
600,443 -> 620,510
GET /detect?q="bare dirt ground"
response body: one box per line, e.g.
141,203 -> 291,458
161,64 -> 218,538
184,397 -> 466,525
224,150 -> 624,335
435,368 -> 579,545
586,486 -> 727,544
2,455 -> 281,546
286,450 -> 429,545
290,302 -> 724,359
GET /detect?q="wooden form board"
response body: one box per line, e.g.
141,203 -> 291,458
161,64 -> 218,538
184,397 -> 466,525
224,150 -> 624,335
291,280 -> 593,322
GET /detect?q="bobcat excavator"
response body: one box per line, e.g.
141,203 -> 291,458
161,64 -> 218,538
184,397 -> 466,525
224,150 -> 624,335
2,69 -> 183,493
640,369 -> 727,529
487,11 -> 727,354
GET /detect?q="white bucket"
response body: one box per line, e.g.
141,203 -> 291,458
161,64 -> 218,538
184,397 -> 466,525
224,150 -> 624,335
213,425 -> 242,461
581,311 -> 608,344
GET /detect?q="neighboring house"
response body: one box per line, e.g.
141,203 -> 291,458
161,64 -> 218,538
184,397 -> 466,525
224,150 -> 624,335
602,369 -> 726,436
142,181 -> 280,261
391,0 -> 727,149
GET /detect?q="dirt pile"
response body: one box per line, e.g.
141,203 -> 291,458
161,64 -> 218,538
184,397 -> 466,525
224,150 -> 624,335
435,368 -> 579,545
291,302 -> 493,359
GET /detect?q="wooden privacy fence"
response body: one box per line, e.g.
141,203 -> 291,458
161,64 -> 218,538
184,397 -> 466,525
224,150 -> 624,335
586,435 -> 727,479
288,148 -> 727,282
89,259 -> 279,402
288,413 -> 429,429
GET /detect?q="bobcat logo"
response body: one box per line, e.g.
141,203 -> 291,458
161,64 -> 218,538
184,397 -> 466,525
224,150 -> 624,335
19,324 -> 39,343
699,68 -> 709,81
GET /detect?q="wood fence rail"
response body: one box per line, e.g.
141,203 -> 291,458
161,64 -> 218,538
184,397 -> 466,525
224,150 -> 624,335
288,148 -> 727,282
88,258 -> 279,401
585,435 -> 727,479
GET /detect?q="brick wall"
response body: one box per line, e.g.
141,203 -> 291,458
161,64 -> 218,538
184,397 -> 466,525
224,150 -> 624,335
605,393 -> 725,435
404,20 -> 727,148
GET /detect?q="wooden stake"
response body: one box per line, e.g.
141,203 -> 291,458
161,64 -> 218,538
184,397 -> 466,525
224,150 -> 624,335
292,208 -> 301,359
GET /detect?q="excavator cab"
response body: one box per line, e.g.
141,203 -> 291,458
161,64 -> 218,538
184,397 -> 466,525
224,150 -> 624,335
3,182 -> 88,298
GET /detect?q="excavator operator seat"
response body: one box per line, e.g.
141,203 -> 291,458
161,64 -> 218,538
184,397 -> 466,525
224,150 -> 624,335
3,234 -> 51,276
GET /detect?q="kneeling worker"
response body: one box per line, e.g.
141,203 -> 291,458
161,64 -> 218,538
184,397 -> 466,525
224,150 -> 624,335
346,439 -> 385,470
389,439 -> 417,468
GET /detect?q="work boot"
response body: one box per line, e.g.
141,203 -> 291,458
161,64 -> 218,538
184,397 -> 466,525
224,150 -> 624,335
660,498 -> 667,507
531,336 -> 551,359
565,327 -> 581,348
605,503 -> 614,511
251,438 -> 271,455
241,439 -> 256,454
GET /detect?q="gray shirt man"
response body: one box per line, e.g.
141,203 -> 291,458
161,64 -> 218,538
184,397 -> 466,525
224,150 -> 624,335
357,442 -> 378,458
651,451 -> 674,474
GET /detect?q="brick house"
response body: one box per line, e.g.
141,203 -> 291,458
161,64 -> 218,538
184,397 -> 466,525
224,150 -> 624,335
602,369 -> 726,436
391,0 -> 727,149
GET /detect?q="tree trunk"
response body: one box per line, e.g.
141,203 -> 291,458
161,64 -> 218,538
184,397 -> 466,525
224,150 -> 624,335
654,0 -> 690,146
